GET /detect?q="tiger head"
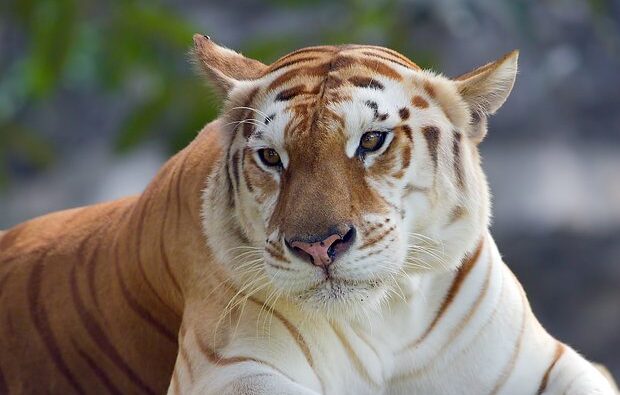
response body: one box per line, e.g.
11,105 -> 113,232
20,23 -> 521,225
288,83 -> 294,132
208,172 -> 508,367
197,35 -> 517,317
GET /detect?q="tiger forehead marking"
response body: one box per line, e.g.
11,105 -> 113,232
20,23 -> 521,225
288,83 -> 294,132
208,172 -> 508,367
239,46 -> 428,242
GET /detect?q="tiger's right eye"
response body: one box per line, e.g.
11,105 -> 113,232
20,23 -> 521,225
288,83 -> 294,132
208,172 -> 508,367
258,148 -> 282,167
359,131 -> 387,153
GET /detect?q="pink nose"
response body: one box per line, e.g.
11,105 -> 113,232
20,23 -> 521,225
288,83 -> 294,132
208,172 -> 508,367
287,226 -> 356,267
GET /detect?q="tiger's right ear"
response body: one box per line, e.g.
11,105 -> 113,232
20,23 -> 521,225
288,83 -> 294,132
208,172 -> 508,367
192,34 -> 267,97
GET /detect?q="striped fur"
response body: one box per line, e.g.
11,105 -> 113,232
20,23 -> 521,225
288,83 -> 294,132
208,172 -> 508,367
0,35 -> 616,394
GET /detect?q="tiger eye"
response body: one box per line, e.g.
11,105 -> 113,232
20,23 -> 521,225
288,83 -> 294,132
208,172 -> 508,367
258,148 -> 282,167
360,131 -> 383,151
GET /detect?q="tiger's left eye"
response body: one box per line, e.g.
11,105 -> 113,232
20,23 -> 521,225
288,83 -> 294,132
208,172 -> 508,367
359,131 -> 387,152
258,148 -> 282,167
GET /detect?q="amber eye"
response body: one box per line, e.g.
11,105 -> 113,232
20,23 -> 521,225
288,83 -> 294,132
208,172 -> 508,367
359,131 -> 387,153
258,148 -> 282,167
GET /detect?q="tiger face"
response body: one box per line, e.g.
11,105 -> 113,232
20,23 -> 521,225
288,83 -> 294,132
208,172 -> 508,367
198,36 -> 517,317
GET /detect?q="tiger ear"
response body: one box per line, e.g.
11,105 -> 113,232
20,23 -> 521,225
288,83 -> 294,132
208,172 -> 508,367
454,50 -> 518,143
192,34 -> 267,96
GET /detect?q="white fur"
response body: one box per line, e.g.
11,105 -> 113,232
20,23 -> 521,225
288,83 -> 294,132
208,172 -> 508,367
174,53 -> 614,394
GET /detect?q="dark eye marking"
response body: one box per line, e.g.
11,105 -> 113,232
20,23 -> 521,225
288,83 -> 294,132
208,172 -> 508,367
422,126 -> 440,169
275,85 -> 306,101
364,100 -> 389,121
453,130 -> 464,188
231,150 -> 241,188
264,114 -> 276,125
348,76 -> 384,90
365,100 -> 379,111
398,107 -> 410,120
399,125 -> 413,142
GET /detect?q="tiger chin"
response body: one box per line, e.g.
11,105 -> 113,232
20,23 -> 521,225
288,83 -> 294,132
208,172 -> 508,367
1,35 -> 617,395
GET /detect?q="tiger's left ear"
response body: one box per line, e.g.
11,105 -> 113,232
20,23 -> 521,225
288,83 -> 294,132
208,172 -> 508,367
454,50 -> 518,143
192,34 -> 267,97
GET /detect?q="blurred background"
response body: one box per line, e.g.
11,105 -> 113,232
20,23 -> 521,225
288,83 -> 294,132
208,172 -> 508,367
1,0 -> 619,376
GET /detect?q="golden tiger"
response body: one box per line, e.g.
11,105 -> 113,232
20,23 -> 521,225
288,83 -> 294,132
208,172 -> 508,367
0,34 -> 617,394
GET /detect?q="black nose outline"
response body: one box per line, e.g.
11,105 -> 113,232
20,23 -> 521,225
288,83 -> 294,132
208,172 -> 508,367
284,225 -> 357,266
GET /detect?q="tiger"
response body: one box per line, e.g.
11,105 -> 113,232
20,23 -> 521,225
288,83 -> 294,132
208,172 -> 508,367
0,34 -> 616,395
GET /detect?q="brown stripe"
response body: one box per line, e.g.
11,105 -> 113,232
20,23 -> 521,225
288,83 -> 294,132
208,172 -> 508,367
85,237 -> 103,313
268,56 -> 319,73
361,50 -> 416,70
398,107 -> 410,121
267,239 -> 285,254
266,246 -> 291,264
453,131 -> 465,188
275,85 -> 307,101
423,82 -> 435,98
536,342 -> 565,395
241,149 -> 256,193
267,262 -> 295,271
246,296 -> 325,393
357,58 -> 402,80
360,226 -> 395,250
422,126 -> 440,169
403,183 -> 429,197
72,340 -> 124,395
161,177 -> 183,295
266,46 -> 336,69
173,150 -> 190,228
490,287 -> 529,394
412,95 -> 429,109
357,46 -> 421,69
70,265 -> 158,395
248,297 -> 314,368
325,75 -> 344,90
239,88 -> 260,139
231,150 -> 241,191
225,148 -> 236,198
399,125 -> 413,142
348,76 -> 384,90
28,251 -> 85,394
114,241 -> 177,343
401,143 -> 412,169
268,61 -> 331,91
195,333 -> 294,382
214,280 -> 326,392
133,200 -> 180,320
406,241 -> 483,348
331,55 -> 357,71
331,323 -> 379,387
222,150 -> 235,208
447,206 -> 466,226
